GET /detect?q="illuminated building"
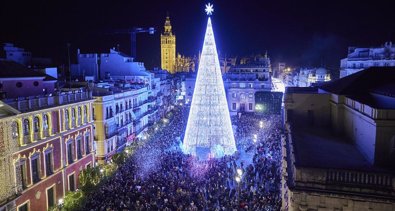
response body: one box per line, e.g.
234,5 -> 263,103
0,61 -> 95,211
223,55 -> 272,115
0,102 -> 20,211
291,67 -> 331,87
340,42 -> 395,78
183,4 -> 236,158
282,67 -> 395,210
160,16 -> 176,73
175,53 -> 195,72
92,83 -> 152,164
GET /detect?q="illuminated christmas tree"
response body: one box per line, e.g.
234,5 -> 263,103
183,3 -> 236,158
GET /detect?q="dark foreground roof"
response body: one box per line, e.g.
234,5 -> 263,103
321,67 -> 395,96
0,60 -> 45,78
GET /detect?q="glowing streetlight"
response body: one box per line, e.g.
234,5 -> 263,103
237,168 -> 243,176
253,138 -> 257,143
253,134 -> 257,139
235,176 -> 241,183
58,198 -> 64,205
125,149 -> 129,154
100,169 -> 104,173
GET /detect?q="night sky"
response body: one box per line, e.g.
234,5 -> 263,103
1,0 -> 395,71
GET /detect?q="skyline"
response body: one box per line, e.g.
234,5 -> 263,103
1,0 -> 394,70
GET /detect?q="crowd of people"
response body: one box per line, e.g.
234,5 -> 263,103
83,106 -> 284,210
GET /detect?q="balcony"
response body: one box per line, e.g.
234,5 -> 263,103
3,88 -> 92,112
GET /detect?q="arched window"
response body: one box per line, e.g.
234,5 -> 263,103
125,101 -> 128,110
11,122 -> 19,140
71,108 -> 76,127
23,119 -> 30,136
43,114 -> 49,129
84,105 -> 88,123
116,104 -> 119,114
65,109 -> 70,129
33,117 -> 40,133
43,114 -> 49,137
78,107 -> 82,124
71,108 -> 76,120
85,132 -> 90,154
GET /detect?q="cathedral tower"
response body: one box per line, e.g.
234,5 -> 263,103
161,15 -> 176,73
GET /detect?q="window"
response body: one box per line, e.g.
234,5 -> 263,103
78,107 -> 82,124
23,119 -> 30,136
232,93 -> 237,98
18,202 -> 29,211
85,133 -> 90,154
43,114 -> 49,136
31,156 -> 40,184
45,151 -> 53,176
12,121 -> 19,140
65,110 -> 70,129
84,106 -> 88,123
17,161 -> 27,190
47,186 -> 55,209
232,103 -> 236,110
71,108 -> 76,127
33,117 -> 40,133
67,141 -> 74,164
249,103 -> 253,111
77,137 -> 83,159
68,174 -> 75,191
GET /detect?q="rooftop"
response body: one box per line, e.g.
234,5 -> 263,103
0,60 -> 45,78
321,66 -> 395,95
291,126 -> 392,173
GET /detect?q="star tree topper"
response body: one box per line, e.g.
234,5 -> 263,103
205,3 -> 214,16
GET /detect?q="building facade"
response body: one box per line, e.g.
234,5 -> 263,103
340,42 -> 395,78
223,55 -> 272,115
160,16 -> 176,73
291,67 -> 331,87
1,89 -> 95,211
92,83 -> 152,164
0,102 -> 20,211
282,67 -> 395,211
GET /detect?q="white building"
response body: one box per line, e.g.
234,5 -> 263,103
92,83 -> 150,164
73,48 -> 146,81
2,43 -> 32,66
223,56 -> 272,115
292,67 -> 331,87
340,42 -> 395,78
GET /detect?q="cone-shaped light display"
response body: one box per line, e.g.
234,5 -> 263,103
183,14 -> 236,158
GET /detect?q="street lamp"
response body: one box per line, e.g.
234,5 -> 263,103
58,198 -> 64,205
235,176 -> 241,183
237,168 -> 243,177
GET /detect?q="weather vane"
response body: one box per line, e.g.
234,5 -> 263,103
205,3 -> 214,16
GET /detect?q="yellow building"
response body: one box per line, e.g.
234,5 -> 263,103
161,16 -> 176,73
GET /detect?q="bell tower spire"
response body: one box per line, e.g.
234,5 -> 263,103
161,14 -> 176,73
